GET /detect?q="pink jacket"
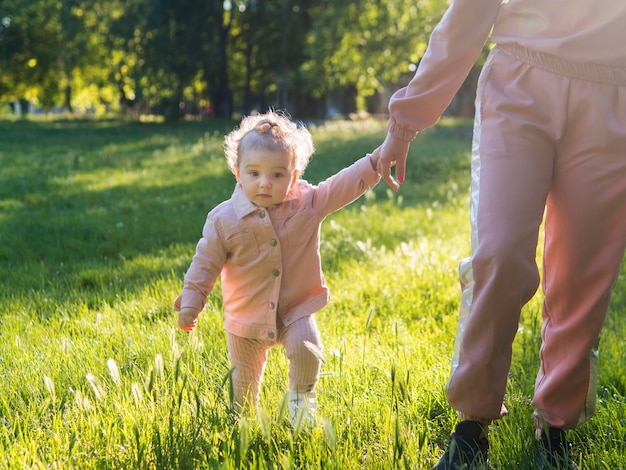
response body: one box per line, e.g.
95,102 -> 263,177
177,156 -> 380,340
388,0 -> 626,141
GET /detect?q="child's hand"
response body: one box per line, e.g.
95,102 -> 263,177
178,307 -> 198,331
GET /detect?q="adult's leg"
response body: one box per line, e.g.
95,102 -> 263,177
447,48 -> 562,420
534,76 -> 626,430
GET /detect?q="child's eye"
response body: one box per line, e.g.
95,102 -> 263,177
249,171 -> 259,176
273,172 -> 284,178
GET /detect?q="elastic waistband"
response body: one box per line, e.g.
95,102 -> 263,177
497,44 -> 626,86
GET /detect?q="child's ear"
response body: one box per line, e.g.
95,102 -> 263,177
235,166 -> 241,180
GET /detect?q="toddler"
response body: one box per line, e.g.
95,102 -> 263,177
175,110 -> 381,425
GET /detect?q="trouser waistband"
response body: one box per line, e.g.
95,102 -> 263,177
497,43 -> 626,85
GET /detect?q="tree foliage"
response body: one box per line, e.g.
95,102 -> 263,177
0,0 -> 452,119
303,0 -> 446,100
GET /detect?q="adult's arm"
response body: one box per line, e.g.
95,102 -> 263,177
379,0 -> 503,189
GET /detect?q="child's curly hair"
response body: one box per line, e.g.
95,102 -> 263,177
224,110 -> 315,176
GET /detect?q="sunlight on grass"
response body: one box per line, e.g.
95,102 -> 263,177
0,118 -> 624,469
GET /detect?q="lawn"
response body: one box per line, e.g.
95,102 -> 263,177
0,117 -> 624,469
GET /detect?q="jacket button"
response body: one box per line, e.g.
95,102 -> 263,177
269,302 -> 276,309
268,332 -> 275,339
270,239 -> 277,246
259,210 -> 266,218
272,269 -> 280,276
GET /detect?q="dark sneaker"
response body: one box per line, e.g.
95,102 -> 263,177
432,420 -> 490,469
535,426 -> 578,470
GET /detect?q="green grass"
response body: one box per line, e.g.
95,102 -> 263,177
0,117 -> 624,469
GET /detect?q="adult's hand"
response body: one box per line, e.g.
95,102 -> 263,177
376,133 -> 410,192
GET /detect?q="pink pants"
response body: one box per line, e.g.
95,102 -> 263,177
227,315 -> 322,410
447,45 -> 626,429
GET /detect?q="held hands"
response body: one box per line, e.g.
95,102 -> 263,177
368,146 -> 382,170
376,133 -> 411,192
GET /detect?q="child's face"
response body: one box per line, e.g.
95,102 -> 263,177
236,148 -> 299,207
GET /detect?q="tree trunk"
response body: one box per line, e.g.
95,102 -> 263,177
64,84 -> 74,113
19,98 -> 29,117
206,0 -> 233,119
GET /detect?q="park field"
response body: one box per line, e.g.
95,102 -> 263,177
0,117 -> 624,469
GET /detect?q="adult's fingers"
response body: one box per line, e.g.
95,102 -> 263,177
378,157 -> 400,191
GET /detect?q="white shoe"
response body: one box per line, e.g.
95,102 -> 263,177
288,390 -> 317,426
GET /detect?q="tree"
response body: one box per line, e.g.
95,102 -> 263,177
107,0 -> 235,120
205,0 -> 234,118
57,0 -> 114,113
0,0 -> 63,112
0,0 -> 120,114
302,0 -> 449,114
0,0 -> 455,119
228,0 -> 305,114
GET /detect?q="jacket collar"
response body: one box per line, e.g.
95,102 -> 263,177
231,184 -> 259,219
231,181 -> 302,219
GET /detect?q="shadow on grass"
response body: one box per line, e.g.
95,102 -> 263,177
0,118 -> 474,307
